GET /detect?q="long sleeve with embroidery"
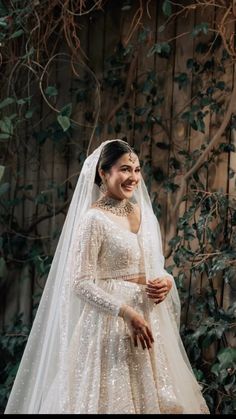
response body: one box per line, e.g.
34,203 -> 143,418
71,211 -> 122,316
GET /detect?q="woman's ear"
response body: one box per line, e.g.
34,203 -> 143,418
99,169 -> 105,179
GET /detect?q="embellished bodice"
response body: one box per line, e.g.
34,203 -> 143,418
91,209 -> 145,280
71,208 -> 145,316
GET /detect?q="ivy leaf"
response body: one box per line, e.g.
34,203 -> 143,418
57,115 -> 71,132
219,143 -> 235,153
229,168 -> 235,179
163,181 -> 179,192
196,118 -> 205,133
0,97 -> 15,109
25,109 -> 34,119
153,167 -> 165,182
192,23 -> 209,38
217,347 -> 236,368
45,86 -> 58,97
168,235 -> 181,248
61,103 -> 72,117
9,29 -> 24,39
0,117 -> 13,137
162,0 -> 172,16
158,25 -> 166,33
195,42 -> 209,54
22,47 -> 35,59
0,182 -> 10,196
135,107 -> 147,116
215,81 -> 225,91
155,142 -> 170,150
174,72 -> 189,89
0,165 -> 5,181
0,133 -> 10,140
148,42 -> 171,59
0,18 -> 8,28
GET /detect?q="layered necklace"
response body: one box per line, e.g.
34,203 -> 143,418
94,195 -> 134,217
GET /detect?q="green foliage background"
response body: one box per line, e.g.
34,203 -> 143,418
0,0 -> 236,414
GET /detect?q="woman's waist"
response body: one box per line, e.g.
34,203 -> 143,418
95,275 -> 149,309
96,272 -> 146,285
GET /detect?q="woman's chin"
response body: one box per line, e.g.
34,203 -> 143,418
120,188 -> 134,199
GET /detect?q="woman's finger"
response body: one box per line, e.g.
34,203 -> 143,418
138,334 -> 147,350
146,291 -> 168,299
133,333 -> 138,347
146,283 -> 166,290
146,326 -> 154,343
142,333 -> 152,350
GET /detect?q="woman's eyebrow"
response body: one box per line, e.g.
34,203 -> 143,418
120,164 -> 141,168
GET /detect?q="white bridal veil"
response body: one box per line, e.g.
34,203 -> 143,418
5,139 -> 186,414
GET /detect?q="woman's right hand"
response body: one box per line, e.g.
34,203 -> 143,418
119,304 -> 154,350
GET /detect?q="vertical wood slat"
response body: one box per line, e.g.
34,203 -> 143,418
68,16 -> 90,194
50,44 -> 72,255
187,6 -> 213,301
119,4 -> 137,145
87,7 -> 105,152
34,60 -> 57,307
206,6 -> 233,311
152,1 -> 176,247
18,117 -> 35,325
103,2 -> 120,140
134,2 -> 157,159
166,6 -> 195,284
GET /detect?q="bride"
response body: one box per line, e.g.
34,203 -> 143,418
5,139 -> 209,414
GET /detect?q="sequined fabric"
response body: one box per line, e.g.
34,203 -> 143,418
40,209 -> 210,414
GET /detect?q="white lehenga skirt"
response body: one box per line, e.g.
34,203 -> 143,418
39,279 -> 210,414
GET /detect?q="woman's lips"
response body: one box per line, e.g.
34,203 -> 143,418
121,183 -> 135,191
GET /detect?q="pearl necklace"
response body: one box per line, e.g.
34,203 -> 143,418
94,196 -> 134,216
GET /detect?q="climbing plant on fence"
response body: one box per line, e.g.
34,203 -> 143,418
0,0 -> 236,414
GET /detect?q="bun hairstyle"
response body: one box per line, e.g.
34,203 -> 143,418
95,140 -> 136,187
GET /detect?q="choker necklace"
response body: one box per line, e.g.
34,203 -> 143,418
94,196 -> 134,216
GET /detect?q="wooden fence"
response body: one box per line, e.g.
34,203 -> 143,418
1,0 -> 235,331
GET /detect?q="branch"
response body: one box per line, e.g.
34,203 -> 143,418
164,67 -> 236,259
25,200 -> 70,234
173,68 -> 236,217
106,50 -> 139,123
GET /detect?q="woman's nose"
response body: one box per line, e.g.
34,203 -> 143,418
129,171 -> 138,182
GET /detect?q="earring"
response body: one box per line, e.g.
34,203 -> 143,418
100,178 -> 107,194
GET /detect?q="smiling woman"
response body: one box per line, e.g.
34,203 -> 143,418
93,143 -> 141,233
4,139 -> 210,414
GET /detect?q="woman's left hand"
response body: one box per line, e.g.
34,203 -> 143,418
145,276 -> 172,304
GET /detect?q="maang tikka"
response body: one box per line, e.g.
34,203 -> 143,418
128,146 -> 137,164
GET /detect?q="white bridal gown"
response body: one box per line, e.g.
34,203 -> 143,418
39,208 -> 210,414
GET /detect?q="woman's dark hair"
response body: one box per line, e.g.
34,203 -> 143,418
95,140 -> 136,187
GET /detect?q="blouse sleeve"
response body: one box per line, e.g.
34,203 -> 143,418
70,211 -> 122,317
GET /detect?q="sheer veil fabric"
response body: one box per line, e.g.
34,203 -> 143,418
5,139 -> 201,413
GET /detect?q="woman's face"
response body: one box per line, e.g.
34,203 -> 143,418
100,152 -> 141,200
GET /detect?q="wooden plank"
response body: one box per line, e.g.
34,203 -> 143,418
166,5 -> 195,257
166,4 -> 194,241
227,129 -> 236,346
151,0 -> 176,244
87,7 -> 105,151
33,58 -> 57,305
134,0 -> 157,151
102,1 -> 123,143
50,42 -> 72,255
18,120 -> 35,326
68,16 -> 89,194
206,6 -> 233,312
186,6 -> 213,301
